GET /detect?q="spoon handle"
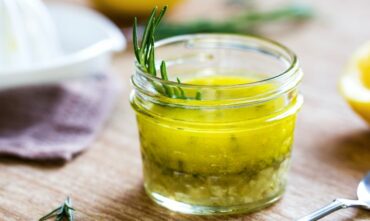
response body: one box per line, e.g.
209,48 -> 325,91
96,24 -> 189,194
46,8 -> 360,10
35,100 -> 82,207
297,199 -> 348,221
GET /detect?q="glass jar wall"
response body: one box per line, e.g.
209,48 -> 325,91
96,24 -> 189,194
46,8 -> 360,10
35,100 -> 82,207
130,34 -> 303,215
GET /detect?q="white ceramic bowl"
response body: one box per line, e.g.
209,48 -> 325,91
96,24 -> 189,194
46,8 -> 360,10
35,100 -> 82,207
0,3 -> 126,89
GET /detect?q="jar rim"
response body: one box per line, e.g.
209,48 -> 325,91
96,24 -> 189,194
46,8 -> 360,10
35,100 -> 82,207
134,33 -> 299,90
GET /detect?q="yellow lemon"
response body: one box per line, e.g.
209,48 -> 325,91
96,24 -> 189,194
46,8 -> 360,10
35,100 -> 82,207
92,0 -> 182,17
357,42 -> 370,88
340,41 -> 370,124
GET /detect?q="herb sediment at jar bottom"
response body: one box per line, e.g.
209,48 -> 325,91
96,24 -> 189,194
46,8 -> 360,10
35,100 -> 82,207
137,113 -> 296,207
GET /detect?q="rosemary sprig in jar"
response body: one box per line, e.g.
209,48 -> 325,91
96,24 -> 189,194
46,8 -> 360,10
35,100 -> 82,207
133,6 -> 201,100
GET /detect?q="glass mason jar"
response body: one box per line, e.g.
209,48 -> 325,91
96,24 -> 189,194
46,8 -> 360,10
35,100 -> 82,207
130,34 -> 303,215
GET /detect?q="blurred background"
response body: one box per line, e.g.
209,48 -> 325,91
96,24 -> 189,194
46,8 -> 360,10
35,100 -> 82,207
58,0 -> 314,38
1,0 -> 370,220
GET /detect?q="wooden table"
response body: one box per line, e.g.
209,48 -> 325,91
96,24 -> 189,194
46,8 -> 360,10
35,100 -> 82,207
1,0 -> 370,220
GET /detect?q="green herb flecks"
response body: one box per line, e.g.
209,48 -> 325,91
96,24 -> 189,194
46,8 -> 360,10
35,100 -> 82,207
133,6 -> 201,100
39,197 -> 74,221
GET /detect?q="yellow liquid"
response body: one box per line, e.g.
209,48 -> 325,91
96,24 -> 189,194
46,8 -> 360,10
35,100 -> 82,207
188,75 -> 252,85
133,76 -> 299,213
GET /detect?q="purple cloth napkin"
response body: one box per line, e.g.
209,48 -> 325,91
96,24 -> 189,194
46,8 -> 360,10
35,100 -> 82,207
0,74 -> 120,161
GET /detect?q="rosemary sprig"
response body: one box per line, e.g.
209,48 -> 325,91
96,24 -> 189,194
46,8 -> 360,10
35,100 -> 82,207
133,6 -> 166,78
133,6 -> 201,100
156,4 -> 313,39
39,197 -> 74,221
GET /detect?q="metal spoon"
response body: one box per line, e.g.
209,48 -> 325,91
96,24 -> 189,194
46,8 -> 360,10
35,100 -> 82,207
297,172 -> 370,221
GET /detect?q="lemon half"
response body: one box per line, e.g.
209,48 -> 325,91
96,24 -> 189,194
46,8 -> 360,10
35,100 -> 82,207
340,42 -> 370,124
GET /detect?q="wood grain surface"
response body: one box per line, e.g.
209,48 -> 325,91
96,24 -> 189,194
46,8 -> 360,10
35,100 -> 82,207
1,0 -> 370,220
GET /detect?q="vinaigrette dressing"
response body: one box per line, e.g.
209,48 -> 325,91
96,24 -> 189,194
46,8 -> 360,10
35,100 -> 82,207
133,75 -> 301,213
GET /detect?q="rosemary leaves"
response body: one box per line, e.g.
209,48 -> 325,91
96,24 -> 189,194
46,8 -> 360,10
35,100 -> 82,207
39,197 -> 74,221
133,6 -> 167,76
156,4 -> 313,39
133,6 -> 201,100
